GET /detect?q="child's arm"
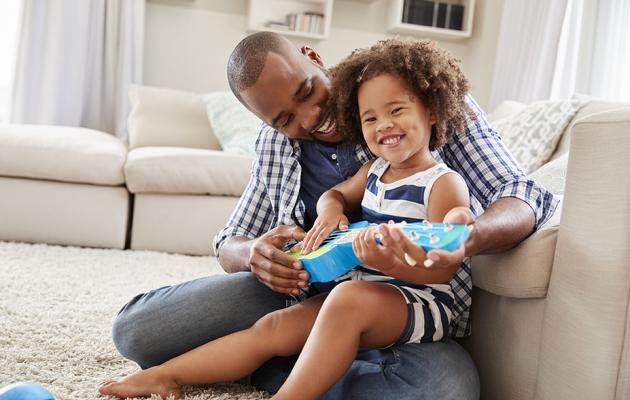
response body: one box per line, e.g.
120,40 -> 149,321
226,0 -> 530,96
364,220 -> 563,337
354,172 -> 470,285
301,160 -> 374,254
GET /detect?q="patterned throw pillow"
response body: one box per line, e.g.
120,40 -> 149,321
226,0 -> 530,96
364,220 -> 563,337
202,91 -> 262,156
492,99 -> 584,173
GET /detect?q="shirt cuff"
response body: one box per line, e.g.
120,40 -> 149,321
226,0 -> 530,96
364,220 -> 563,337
488,179 -> 560,231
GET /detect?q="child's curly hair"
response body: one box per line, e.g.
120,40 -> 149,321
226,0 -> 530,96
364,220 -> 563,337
329,38 -> 473,150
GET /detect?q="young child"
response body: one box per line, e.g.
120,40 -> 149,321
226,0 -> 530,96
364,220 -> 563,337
98,38 -> 473,400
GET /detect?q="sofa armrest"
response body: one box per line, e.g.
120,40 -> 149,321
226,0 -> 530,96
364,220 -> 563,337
535,108 -> 630,399
472,206 -> 561,299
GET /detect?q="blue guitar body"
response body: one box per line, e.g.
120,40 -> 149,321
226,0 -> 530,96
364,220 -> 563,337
287,221 -> 470,283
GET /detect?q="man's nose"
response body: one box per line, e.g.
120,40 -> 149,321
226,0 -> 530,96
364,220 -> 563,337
298,105 -> 321,132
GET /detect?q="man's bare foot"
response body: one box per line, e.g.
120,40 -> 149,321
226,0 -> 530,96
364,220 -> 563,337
98,367 -> 182,399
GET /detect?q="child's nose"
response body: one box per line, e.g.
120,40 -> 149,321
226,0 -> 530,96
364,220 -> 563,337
376,120 -> 394,133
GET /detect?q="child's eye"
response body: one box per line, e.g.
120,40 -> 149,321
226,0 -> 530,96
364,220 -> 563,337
392,107 -> 404,115
362,117 -> 376,124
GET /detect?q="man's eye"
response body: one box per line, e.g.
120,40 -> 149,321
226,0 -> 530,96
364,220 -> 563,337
302,86 -> 313,100
282,115 -> 293,128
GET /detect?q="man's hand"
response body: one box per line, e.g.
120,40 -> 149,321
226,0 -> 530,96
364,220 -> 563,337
249,225 -> 309,295
300,213 -> 349,255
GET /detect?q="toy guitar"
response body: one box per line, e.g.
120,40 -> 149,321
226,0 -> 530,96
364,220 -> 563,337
287,220 -> 471,283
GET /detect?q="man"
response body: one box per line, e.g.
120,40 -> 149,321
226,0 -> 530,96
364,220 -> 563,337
112,32 -> 558,399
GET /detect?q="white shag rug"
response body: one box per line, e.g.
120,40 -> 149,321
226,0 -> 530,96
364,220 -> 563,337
0,241 -> 270,400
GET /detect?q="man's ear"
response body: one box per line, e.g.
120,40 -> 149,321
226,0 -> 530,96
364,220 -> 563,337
300,46 -> 324,67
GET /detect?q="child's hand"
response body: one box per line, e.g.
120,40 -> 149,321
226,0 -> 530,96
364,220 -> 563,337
352,225 -> 404,273
418,207 -> 473,268
301,213 -> 349,255
382,209 -> 472,271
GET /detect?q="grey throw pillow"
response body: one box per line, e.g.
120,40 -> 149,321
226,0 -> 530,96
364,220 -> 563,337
492,99 -> 584,173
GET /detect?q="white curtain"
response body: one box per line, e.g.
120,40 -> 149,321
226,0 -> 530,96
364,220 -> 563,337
551,0 -> 630,101
9,0 -> 144,141
489,0 -> 568,109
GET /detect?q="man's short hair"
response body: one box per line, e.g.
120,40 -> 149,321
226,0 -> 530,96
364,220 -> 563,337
227,32 -> 288,102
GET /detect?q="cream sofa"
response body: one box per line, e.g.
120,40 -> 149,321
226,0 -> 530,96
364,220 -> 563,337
0,85 -> 629,399
464,102 -> 630,400
0,124 -> 130,249
123,85 -> 253,255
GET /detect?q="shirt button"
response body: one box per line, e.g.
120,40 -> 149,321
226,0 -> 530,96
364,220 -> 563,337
331,153 -> 337,160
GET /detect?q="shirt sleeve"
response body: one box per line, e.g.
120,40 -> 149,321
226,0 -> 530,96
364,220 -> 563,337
440,95 -> 559,230
212,127 -> 276,256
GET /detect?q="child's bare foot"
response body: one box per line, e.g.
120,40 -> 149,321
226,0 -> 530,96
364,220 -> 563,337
98,367 -> 182,399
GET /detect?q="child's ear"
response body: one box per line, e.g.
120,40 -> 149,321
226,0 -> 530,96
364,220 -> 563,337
428,112 -> 437,125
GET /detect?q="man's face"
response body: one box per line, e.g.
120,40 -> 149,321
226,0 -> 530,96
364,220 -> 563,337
240,46 -> 343,143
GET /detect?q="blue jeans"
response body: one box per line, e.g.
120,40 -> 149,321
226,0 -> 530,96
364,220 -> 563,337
112,272 -> 479,399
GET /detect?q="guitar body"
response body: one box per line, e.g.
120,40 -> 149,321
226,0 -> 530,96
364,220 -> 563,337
287,221 -> 470,283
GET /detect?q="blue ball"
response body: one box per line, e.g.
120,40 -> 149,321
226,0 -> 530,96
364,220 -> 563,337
0,383 -> 55,400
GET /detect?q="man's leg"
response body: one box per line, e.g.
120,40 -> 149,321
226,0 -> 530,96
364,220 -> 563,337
252,339 -> 479,400
112,272 -> 288,368
100,294 -> 327,399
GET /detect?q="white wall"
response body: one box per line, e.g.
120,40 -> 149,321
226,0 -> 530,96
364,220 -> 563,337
144,0 -> 504,109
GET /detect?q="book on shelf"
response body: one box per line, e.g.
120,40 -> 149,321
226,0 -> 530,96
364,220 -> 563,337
286,12 -> 324,34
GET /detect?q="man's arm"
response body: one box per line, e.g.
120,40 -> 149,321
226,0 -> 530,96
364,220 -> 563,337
446,95 -> 558,241
420,95 -> 559,267
444,197 -> 535,258
212,125 -> 310,294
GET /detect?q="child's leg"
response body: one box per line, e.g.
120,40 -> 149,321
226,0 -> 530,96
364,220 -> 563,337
273,280 -> 408,400
99,293 -> 328,399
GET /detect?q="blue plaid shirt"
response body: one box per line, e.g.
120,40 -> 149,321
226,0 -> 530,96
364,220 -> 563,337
213,95 -> 559,337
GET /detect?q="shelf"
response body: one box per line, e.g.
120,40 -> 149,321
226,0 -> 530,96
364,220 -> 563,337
248,0 -> 333,41
387,0 -> 475,40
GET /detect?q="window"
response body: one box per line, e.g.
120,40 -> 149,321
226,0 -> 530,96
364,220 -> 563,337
552,0 -> 630,102
0,1 -> 22,122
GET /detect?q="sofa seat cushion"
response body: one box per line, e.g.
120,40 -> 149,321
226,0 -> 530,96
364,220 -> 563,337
0,124 -> 126,185
125,147 -> 253,196
472,204 -> 562,299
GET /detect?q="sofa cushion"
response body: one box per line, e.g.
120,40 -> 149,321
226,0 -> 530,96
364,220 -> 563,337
472,205 -> 561,299
493,99 -> 584,173
0,124 -> 126,186
128,85 -> 221,151
529,153 -> 568,196
202,91 -> 262,157
125,147 -> 253,196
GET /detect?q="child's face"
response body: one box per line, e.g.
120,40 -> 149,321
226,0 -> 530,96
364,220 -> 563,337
357,74 -> 436,167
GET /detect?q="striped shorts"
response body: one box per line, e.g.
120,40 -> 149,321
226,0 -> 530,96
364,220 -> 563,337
342,268 -> 455,345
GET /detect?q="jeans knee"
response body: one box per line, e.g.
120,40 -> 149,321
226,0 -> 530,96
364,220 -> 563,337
111,311 -> 151,368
